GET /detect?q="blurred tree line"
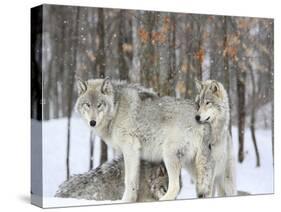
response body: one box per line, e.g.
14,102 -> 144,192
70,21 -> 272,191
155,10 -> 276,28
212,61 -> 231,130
32,5 -> 274,179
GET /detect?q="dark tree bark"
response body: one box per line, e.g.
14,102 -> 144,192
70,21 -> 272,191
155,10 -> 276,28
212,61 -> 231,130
95,8 -> 106,78
185,15 -> 205,98
43,15 -> 52,121
100,139 -> 108,165
31,6 -> 42,121
89,131 -> 95,170
185,16 -> 194,98
249,65 -> 260,167
96,8 -> 108,164
223,16 -> 232,135
227,17 -> 246,163
140,12 -> 157,89
167,14 -> 177,96
236,65 -> 246,163
269,21 -> 274,161
118,10 -> 129,80
271,100 -> 274,162
66,7 -> 80,180
196,39 -> 203,81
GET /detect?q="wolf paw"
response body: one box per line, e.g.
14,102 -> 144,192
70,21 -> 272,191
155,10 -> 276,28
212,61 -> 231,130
197,193 -> 207,198
121,191 -> 137,202
196,182 -> 210,198
159,193 -> 177,201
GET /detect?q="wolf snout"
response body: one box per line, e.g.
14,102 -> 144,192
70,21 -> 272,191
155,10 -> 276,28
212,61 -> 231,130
89,120 -> 96,127
195,115 -> 201,122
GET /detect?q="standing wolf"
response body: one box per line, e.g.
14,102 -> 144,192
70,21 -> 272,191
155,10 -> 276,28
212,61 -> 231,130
194,80 -> 236,196
75,78 -> 214,201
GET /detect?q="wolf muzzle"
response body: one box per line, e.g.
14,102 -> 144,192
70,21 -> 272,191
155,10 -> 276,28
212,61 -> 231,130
90,120 -> 96,127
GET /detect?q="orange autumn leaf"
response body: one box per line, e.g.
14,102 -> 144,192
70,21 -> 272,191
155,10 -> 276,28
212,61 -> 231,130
195,48 -> 205,63
152,31 -> 167,45
138,28 -> 149,43
208,16 -> 214,21
238,19 -> 249,29
162,16 -> 170,33
224,47 -> 237,59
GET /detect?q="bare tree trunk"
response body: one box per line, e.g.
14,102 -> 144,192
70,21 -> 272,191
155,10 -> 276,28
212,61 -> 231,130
31,6 -> 42,121
100,140 -> 108,165
157,13 -> 167,96
66,7 -> 80,180
185,16 -> 193,98
96,8 -> 106,78
168,14 -> 177,96
236,64 -> 246,163
89,131 -> 95,170
66,119 -> 71,180
249,65 -> 260,167
271,100 -> 274,164
118,10 -> 129,80
140,11 -> 157,89
131,13 -> 140,83
223,16 -> 232,135
250,115 -> 260,167
270,21 -> 274,162
96,8 -> 108,165
197,38 -> 203,81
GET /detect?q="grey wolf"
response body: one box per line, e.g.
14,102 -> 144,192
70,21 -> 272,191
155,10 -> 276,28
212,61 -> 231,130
194,80 -> 237,196
55,158 -> 169,201
75,78 -> 214,201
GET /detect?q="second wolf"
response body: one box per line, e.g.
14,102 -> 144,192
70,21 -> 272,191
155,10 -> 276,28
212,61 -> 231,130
195,80 -> 236,196
55,158 -> 169,201
76,78 -> 214,201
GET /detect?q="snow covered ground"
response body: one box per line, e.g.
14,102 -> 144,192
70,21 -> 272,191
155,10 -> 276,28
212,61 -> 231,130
37,116 -> 273,208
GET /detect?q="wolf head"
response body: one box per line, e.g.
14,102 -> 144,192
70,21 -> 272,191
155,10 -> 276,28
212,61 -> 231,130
76,77 -> 159,129
75,77 -> 115,128
194,80 -> 229,124
149,164 -> 169,200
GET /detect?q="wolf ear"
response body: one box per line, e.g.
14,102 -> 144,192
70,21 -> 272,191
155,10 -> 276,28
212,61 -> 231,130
76,79 -> 87,95
156,164 -> 166,177
101,77 -> 113,95
210,81 -> 219,94
195,79 -> 203,92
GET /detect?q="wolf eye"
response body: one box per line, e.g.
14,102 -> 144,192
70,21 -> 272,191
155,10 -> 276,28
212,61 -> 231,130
97,102 -> 103,109
83,103 -> 90,108
160,186 -> 167,193
196,102 -> 200,110
206,101 -> 211,105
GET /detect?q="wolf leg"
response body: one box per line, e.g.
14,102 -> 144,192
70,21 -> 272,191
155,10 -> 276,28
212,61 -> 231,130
223,165 -> 237,196
195,150 -> 215,198
211,179 -> 217,197
121,138 -> 141,202
217,162 -> 237,197
208,169 -> 216,198
159,152 -> 181,201
215,177 -> 226,197
223,136 -> 237,196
